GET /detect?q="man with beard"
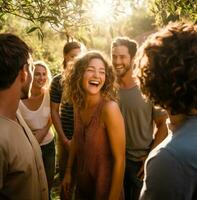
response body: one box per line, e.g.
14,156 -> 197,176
111,37 -> 168,200
0,33 -> 48,199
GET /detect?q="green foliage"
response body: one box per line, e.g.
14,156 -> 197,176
117,7 -> 155,38
149,0 -> 197,26
0,0 -> 157,73
0,0 -> 88,40
0,16 -> 65,76
74,1 -> 156,54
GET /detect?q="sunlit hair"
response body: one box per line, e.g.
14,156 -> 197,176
62,51 -> 118,109
33,60 -> 52,89
111,36 -> 138,58
136,21 -> 197,115
63,41 -> 81,69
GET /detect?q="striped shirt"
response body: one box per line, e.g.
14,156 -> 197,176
50,74 -> 74,140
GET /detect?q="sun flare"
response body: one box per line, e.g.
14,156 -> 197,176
89,0 -> 132,24
91,0 -> 114,22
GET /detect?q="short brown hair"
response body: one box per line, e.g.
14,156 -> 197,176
63,41 -> 81,69
111,37 -> 138,58
0,33 -> 30,90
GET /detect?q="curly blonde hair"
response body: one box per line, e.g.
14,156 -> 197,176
62,51 -> 118,109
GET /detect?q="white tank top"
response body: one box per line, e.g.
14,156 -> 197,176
18,91 -> 54,146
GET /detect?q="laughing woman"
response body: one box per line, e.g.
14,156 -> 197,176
62,51 -> 125,200
18,61 -> 55,199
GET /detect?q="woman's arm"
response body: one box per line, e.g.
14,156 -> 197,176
62,133 -> 77,197
50,102 -> 70,148
102,101 -> 126,200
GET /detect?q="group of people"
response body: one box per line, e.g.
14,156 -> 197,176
0,20 -> 196,200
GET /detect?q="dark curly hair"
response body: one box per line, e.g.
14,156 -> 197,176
62,51 -> 118,109
136,21 -> 197,115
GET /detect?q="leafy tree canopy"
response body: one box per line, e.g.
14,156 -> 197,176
0,0 -> 88,40
0,0 -> 158,75
149,0 -> 197,26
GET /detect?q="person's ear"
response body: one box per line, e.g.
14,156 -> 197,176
19,65 -> 28,83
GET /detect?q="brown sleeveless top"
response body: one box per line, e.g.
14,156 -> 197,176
74,99 -> 123,200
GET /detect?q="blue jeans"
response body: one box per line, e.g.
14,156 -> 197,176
41,139 -> 55,197
124,159 -> 143,200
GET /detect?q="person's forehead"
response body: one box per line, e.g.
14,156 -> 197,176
68,48 -> 81,55
112,45 -> 129,55
34,65 -> 47,72
88,58 -> 105,68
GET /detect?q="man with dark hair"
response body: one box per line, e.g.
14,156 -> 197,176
111,37 -> 168,200
0,33 -> 48,199
137,22 -> 197,200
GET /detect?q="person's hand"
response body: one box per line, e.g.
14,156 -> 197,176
63,138 -> 71,150
33,129 -> 44,143
137,164 -> 144,181
62,171 -> 72,199
63,138 -> 70,150
137,155 -> 147,181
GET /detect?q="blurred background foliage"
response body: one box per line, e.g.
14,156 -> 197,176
0,0 -> 196,76
149,0 -> 197,26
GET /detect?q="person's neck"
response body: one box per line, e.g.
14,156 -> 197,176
169,114 -> 186,128
118,71 -> 138,89
30,87 -> 44,97
168,109 -> 197,130
84,94 -> 102,110
0,87 -> 20,121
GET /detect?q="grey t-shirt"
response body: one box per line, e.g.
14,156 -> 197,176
119,86 -> 165,161
140,116 -> 197,200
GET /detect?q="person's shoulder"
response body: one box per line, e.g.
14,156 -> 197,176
141,141 -> 184,200
152,105 -> 168,120
50,73 -> 62,88
101,100 -> 123,128
0,116 -> 18,144
101,100 -> 121,121
0,116 -> 15,126
153,105 -> 166,113
52,73 -> 61,82
102,100 -> 119,113
167,120 -> 197,160
147,129 -> 197,169
146,143 -> 179,174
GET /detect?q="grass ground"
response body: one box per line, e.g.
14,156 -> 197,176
50,172 -> 61,200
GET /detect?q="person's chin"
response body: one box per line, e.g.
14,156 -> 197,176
20,91 -> 30,100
